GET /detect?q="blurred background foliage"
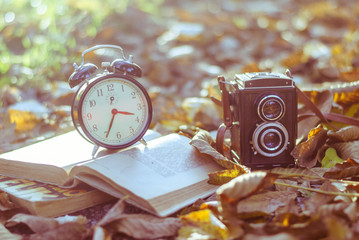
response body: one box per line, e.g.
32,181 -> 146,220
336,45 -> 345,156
1,0 -> 359,151
0,0 -> 163,89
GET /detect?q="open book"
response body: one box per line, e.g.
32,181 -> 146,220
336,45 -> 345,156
0,130 -> 222,216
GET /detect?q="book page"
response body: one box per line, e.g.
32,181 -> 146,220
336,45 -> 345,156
0,130 -> 161,171
0,131 -> 94,169
72,134 -> 222,201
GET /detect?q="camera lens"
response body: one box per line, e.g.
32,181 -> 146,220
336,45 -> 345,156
258,95 -> 285,121
261,129 -> 282,151
252,122 -> 289,157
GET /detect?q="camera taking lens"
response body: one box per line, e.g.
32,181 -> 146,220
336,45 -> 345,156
252,122 -> 288,157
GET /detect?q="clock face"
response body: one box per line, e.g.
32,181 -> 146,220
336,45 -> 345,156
78,75 -> 152,148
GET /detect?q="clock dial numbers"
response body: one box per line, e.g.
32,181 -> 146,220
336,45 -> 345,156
79,77 -> 151,148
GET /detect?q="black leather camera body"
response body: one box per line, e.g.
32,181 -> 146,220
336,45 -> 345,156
217,71 -> 297,169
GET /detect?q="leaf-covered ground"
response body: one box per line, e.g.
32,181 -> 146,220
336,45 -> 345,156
1,0 -> 359,239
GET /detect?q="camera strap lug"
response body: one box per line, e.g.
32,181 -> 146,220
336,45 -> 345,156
216,76 -> 235,156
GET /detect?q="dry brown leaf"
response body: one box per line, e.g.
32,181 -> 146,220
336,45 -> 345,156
190,131 -> 248,171
217,171 -> 278,203
332,140 -> 359,160
0,192 -> 17,212
26,222 -> 88,240
270,167 -> 323,180
5,213 -> 87,235
274,179 -> 299,192
0,223 -> 21,240
318,202 -> 349,219
343,202 -> 359,223
110,214 -> 181,239
297,90 -> 333,140
291,126 -> 328,168
6,214 -> 59,233
98,198 -> 180,239
323,158 -> 359,179
327,126 -> 359,142
97,198 -> 126,227
303,180 -> 340,215
243,232 -> 298,240
323,214 -> 351,240
236,191 -> 297,216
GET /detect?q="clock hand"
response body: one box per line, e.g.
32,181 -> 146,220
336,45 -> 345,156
106,109 -> 118,138
117,111 -> 134,115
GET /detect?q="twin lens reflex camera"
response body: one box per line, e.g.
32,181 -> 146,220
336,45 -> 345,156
216,71 -> 297,169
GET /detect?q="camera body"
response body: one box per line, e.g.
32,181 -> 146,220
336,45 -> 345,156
217,72 -> 297,169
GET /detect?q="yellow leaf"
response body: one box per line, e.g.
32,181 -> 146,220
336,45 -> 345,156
8,109 -> 40,132
178,209 -> 229,240
208,169 -> 243,185
307,124 -> 323,139
321,148 -> 344,168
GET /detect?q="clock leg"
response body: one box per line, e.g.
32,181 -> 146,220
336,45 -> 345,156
139,138 -> 147,147
91,145 -> 100,158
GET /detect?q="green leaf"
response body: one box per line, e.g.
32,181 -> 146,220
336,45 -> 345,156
321,148 -> 344,168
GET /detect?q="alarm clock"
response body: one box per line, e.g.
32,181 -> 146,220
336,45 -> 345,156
68,45 -> 152,157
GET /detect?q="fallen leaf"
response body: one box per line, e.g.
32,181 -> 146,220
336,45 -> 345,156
98,198 -> 181,239
297,90 -> 333,140
323,158 -> 359,179
97,198 -> 126,227
343,202 -> 359,223
0,223 -> 21,240
6,214 -> 47,232
92,226 -> 111,240
323,214 -> 350,240
303,180 -> 340,215
5,213 -> 87,234
274,179 -> 299,192
178,209 -> 230,240
190,131 -> 248,171
270,167 -> 323,180
0,192 -> 17,212
321,147 -> 344,168
217,171 -> 277,203
291,126 -> 328,168
236,191 -> 297,216
26,222 -> 88,240
243,232 -> 297,240
208,169 -> 244,185
318,202 -> 349,219
327,126 -> 359,142
332,140 -> 359,160
7,100 -> 49,133
110,214 -> 181,239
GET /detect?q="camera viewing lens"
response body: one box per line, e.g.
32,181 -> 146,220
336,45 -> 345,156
252,122 -> 289,157
258,95 -> 285,121
263,100 -> 282,120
